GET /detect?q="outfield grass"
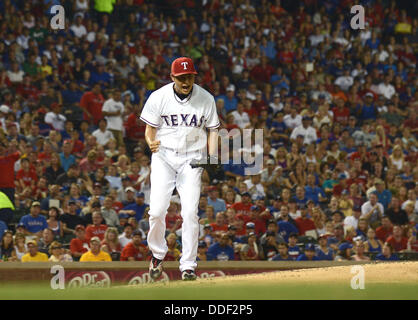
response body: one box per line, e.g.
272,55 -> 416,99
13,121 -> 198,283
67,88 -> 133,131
0,281 -> 416,300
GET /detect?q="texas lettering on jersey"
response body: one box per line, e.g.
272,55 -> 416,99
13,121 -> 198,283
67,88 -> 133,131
160,114 -> 205,127
139,83 -> 220,152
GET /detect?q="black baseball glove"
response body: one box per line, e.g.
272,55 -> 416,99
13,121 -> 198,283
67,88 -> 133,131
190,155 -> 221,170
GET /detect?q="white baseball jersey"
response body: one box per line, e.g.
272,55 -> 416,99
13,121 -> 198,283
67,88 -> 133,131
102,98 -> 125,131
140,83 -> 220,152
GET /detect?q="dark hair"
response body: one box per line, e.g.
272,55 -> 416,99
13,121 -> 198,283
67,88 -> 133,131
278,242 -> 288,248
1,230 -> 14,249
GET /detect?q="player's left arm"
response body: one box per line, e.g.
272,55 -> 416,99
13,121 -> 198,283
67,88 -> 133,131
207,129 -> 218,157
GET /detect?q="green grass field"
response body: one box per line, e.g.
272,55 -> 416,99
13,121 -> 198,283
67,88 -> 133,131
0,281 -> 416,300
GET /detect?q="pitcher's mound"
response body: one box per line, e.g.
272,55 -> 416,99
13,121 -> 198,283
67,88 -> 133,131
193,261 -> 418,286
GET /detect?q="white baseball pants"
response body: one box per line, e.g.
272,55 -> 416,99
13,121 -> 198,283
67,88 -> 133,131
147,147 -> 203,272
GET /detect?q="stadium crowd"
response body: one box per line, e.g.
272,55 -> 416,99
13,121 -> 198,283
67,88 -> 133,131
0,0 -> 417,263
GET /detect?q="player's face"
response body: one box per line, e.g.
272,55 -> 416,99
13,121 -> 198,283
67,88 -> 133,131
171,74 -> 195,95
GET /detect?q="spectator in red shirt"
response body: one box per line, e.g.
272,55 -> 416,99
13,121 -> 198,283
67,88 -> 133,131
120,230 -> 148,261
70,225 -> 90,260
210,212 -> 228,232
375,216 -> 393,243
165,202 -> 182,233
16,75 -> 39,100
332,97 -> 350,126
125,105 -> 145,143
232,192 -> 253,218
295,205 -> 316,236
79,83 -> 105,125
250,56 -> 275,84
15,158 -> 37,193
246,205 -> 267,235
385,225 -> 408,252
85,211 -> 108,241
0,141 -> 20,224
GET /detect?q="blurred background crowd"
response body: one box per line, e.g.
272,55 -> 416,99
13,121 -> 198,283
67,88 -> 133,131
0,0 -> 417,263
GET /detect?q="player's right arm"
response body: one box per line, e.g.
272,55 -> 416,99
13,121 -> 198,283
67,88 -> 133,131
145,125 -> 160,153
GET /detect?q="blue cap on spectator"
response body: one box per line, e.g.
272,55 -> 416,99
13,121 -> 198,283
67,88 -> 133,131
341,189 -> 349,195
339,242 -> 353,251
198,241 -> 207,248
255,195 -> 265,200
251,205 -> 260,211
305,243 -> 316,251
338,173 -> 347,180
17,223 -> 26,229
318,94 -> 326,99
246,222 -> 255,229
136,192 -> 144,198
119,213 -> 130,219
241,192 -> 251,197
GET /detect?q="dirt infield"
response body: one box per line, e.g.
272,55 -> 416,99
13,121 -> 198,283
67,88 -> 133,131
128,261 -> 417,290
196,261 -> 418,286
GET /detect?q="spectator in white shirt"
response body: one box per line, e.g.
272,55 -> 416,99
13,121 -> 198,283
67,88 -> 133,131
7,62 -> 25,83
44,103 -> 67,131
269,93 -> 283,114
102,88 -> 125,147
134,47 -> 149,70
118,223 -> 134,248
378,75 -> 396,100
309,26 -> 325,46
105,165 -> 122,190
92,119 -> 115,146
290,116 -> 317,145
334,68 -> 354,92
231,102 -> 250,129
283,108 -> 302,130
361,193 -> 384,227
70,14 -> 87,39
244,173 -> 266,199
344,206 -> 362,229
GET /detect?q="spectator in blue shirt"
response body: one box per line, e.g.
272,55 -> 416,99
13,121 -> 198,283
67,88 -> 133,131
305,174 -> 327,205
119,192 -> 149,222
335,242 -> 354,261
59,140 -> 76,172
278,219 -> 299,243
207,186 -> 226,214
287,232 -> 301,260
91,63 -> 112,87
375,243 -> 399,261
296,243 -> 320,261
374,179 -> 392,210
0,220 -> 7,239
356,93 -> 378,121
223,150 -> 248,178
19,202 -> 48,236
315,234 -> 335,260
293,186 -> 308,207
259,36 -> 276,60
271,242 -> 293,261
216,85 -> 238,113
207,232 -> 235,261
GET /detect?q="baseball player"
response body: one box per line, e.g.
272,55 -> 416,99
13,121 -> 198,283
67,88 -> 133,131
140,57 -> 220,281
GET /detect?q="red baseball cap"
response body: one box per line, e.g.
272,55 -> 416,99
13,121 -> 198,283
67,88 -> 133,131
171,57 -> 198,77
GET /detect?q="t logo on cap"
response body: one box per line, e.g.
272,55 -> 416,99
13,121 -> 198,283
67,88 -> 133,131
171,57 -> 198,77
181,61 -> 189,70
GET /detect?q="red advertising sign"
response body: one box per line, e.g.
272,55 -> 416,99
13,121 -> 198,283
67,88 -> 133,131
64,269 -> 271,288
